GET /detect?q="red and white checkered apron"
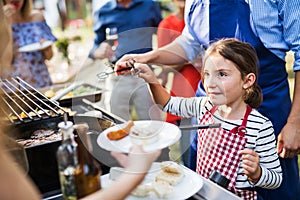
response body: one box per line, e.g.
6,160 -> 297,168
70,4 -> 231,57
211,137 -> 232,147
196,105 -> 256,200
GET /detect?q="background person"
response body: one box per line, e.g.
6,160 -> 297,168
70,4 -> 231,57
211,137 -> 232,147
156,0 -> 201,165
134,38 -> 283,199
116,1 -> 300,199
2,0 -> 56,88
89,0 -> 163,121
0,2 -> 162,199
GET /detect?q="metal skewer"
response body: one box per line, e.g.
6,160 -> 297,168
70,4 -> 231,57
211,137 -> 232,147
179,123 -> 221,130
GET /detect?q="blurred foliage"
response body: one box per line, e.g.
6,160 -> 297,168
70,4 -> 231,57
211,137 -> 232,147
55,36 -> 82,64
55,38 -> 70,64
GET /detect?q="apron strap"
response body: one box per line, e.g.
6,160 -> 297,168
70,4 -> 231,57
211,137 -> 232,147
210,106 -> 218,114
232,105 -> 252,137
210,105 -> 252,123
210,105 -> 252,137
241,105 -> 252,127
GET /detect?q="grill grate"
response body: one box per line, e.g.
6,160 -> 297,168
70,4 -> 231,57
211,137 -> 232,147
0,77 -> 67,124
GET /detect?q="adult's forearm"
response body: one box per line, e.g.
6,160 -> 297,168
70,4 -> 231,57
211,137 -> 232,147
143,42 -> 188,65
288,71 -> 300,123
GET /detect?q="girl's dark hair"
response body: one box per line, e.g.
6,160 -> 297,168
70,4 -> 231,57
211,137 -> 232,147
203,38 -> 263,108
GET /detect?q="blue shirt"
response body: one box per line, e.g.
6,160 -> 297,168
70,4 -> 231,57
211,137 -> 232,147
177,0 -> 300,72
89,0 -> 162,59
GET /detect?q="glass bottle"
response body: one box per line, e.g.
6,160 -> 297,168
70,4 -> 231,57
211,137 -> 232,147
56,121 -> 78,200
105,27 -> 118,62
74,123 -> 101,198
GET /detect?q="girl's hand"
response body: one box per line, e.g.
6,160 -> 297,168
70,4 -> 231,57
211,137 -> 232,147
134,63 -> 159,84
115,54 -> 150,76
240,148 -> 261,182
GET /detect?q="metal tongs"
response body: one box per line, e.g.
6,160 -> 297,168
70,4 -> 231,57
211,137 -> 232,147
179,123 -> 221,130
97,59 -> 139,80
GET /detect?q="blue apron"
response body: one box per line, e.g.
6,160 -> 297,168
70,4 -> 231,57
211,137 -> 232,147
188,0 -> 300,199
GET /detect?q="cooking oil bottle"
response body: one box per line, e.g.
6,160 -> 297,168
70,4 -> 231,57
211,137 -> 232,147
56,118 -> 78,200
74,123 -> 101,198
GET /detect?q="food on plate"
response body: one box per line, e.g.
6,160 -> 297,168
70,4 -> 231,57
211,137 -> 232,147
155,161 -> 185,185
107,121 -> 134,140
134,161 -> 184,198
129,124 -> 159,145
160,161 -> 184,174
131,184 -> 152,197
152,180 -> 174,199
155,170 -> 185,186
108,161 -> 185,199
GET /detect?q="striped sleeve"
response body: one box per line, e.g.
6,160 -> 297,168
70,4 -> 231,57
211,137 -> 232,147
252,119 -> 282,188
163,96 -> 204,119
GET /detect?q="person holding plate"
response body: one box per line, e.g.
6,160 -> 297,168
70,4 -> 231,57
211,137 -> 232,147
0,2 -> 162,199
2,0 -> 56,88
133,38 -> 283,199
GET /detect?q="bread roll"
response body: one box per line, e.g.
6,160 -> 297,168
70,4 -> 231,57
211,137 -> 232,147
131,184 -> 152,197
155,171 -> 185,185
160,161 -> 184,174
152,181 -> 173,198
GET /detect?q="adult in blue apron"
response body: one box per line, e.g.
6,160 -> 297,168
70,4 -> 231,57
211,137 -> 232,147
186,0 -> 300,199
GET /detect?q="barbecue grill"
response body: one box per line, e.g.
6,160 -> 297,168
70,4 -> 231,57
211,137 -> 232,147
0,77 -> 68,125
0,77 -> 118,196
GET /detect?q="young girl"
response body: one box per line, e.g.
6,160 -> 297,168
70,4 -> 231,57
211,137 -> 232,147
134,38 -> 282,200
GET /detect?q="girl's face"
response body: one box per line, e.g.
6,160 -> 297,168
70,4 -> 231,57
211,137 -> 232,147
203,53 -> 246,107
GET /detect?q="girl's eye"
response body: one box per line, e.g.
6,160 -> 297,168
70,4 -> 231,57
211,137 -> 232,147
203,72 -> 209,77
219,71 -> 227,77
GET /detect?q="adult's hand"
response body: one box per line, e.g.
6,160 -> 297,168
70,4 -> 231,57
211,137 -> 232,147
93,42 -> 114,60
40,39 -> 53,60
115,54 -> 140,75
2,4 -> 16,23
115,52 -> 154,76
277,120 -> 300,158
277,71 -> 300,158
111,144 -> 161,174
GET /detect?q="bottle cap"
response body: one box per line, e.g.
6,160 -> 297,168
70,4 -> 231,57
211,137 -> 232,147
208,170 -> 230,188
58,121 -> 73,130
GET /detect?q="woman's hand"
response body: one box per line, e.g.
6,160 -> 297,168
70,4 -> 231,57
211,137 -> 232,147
40,39 -> 53,60
2,3 -> 16,23
240,148 -> 261,182
111,144 -> 161,174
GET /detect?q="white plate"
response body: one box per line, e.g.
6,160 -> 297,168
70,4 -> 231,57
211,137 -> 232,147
101,162 -> 203,200
97,120 -> 181,153
18,40 -> 53,52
